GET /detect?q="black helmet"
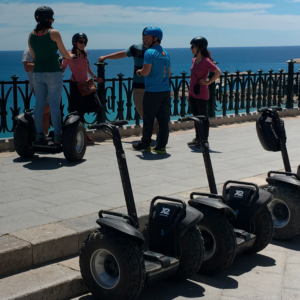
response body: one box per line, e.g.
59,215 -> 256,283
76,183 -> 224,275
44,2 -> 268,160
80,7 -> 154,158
35,6 -> 54,23
190,36 -> 208,52
142,27 -> 149,36
72,33 -> 88,45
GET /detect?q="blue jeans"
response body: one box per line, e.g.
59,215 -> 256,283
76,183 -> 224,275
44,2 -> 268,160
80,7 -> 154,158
33,72 -> 63,136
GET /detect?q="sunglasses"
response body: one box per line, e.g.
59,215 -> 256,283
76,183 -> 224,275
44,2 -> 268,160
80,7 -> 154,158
77,40 -> 87,45
190,45 -> 196,49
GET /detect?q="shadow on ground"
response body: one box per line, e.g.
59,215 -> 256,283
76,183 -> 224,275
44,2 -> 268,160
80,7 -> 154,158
135,151 -> 171,160
13,156 -> 86,170
271,234 -> 300,251
188,146 -> 222,154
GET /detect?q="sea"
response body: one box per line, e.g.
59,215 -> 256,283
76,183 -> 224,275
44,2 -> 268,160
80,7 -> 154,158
1,46 -> 300,138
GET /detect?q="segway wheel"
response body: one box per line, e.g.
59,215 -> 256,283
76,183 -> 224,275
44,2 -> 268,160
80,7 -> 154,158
245,205 -> 273,254
62,121 -> 87,162
80,228 -> 146,300
196,206 -> 236,275
264,183 -> 300,240
14,123 -> 35,158
170,225 -> 204,281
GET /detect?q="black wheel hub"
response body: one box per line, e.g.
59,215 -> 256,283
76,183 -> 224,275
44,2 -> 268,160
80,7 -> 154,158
104,255 -> 119,277
273,203 -> 289,220
202,231 -> 214,251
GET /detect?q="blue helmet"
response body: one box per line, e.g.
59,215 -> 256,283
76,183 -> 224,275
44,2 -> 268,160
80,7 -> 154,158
143,27 -> 163,41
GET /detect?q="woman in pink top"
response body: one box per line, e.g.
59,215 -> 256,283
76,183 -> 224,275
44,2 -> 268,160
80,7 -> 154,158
188,36 -> 221,147
62,32 -> 102,144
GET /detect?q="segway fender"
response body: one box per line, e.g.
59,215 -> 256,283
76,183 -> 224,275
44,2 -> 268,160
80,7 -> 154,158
267,175 -> 300,188
62,115 -> 80,128
177,206 -> 203,239
253,188 -> 273,217
96,217 -> 145,247
188,198 -> 236,223
15,113 -> 29,128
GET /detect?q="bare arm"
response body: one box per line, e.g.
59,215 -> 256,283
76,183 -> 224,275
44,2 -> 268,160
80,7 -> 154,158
136,64 -> 152,77
200,67 -> 222,86
50,30 -> 74,59
28,33 -> 35,59
87,63 -> 102,83
98,51 -> 127,62
23,62 -> 34,72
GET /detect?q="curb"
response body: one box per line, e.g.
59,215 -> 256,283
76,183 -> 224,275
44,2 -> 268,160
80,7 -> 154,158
1,108 -> 300,152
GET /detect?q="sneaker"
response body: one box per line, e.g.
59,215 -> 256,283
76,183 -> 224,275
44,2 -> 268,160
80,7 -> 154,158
54,135 -> 62,145
196,141 -> 210,148
187,138 -> 199,146
34,133 -> 47,145
132,142 -> 151,152
152,145 -> 167,154
87,134 -> 95,144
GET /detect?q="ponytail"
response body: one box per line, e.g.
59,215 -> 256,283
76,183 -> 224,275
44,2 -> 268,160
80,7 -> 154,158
201,49 -> 213,62
34,21 -> 53,33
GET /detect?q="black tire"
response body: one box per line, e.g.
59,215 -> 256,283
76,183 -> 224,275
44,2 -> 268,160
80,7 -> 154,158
245,206 -> 274,254
264,183 -> 300,240
62,121 -> 87,162
196,206 -> 236,275
170,226 -> 204,281
14,123 -> 35,158
80,228 -> 146,300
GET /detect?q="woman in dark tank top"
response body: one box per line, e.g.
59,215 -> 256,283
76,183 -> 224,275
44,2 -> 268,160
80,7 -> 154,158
29,6 -> 75,144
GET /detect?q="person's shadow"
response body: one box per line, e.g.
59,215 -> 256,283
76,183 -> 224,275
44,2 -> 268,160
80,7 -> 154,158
13,155 -> 86,171
188,146 -> 222,154
135,151 -> 171,160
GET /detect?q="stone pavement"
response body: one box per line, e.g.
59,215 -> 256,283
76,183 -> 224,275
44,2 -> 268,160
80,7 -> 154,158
0,116 -> 300,235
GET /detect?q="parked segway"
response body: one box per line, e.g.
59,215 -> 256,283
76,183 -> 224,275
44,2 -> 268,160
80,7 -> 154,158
79,121 -> 204,300
179,116 -> 274,275
256,107 -> 300,240
14,109 -> 87,162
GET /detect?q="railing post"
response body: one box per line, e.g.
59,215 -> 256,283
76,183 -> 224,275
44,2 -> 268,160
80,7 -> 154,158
11,75 -> 20,130
208,62 -> 217,118
286,59 -> 295,109
117,73 -> 125,120
95,62 -> 107,123
180,71 -> 187,117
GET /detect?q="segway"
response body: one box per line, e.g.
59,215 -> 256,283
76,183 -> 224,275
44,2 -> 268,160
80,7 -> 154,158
179,116 -> 274,275
256,107 -> 300,240
14,109 -> 87,162
79,121 -> 204,300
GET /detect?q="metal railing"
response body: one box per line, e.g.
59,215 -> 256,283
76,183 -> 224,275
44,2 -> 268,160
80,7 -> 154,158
1,60 -> 299,137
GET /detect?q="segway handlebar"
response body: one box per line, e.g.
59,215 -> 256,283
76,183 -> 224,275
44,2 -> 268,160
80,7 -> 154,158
178,115 -> 206,123
258,107 -> 282,113
190,192 -> 227,204
223,180 -> 259,206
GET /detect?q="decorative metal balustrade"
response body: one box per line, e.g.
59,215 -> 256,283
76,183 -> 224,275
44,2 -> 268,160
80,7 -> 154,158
1,60 -> 299,138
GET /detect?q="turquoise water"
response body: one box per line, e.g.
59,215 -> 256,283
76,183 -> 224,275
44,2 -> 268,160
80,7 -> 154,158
1,46 -> 300,138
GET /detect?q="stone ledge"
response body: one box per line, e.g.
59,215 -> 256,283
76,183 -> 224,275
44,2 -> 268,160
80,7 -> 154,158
0,262 -> 87,300
1,108 -> 299,152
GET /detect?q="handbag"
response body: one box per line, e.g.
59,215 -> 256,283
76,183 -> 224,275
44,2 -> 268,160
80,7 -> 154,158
192,61 -> 206,95
77,77 -> 96,97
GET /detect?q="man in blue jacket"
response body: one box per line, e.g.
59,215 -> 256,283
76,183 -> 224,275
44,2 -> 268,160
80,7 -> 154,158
133,27 -> 171,154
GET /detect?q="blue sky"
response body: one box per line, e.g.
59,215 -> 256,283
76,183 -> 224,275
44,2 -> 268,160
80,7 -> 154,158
1,0 -> 300,50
